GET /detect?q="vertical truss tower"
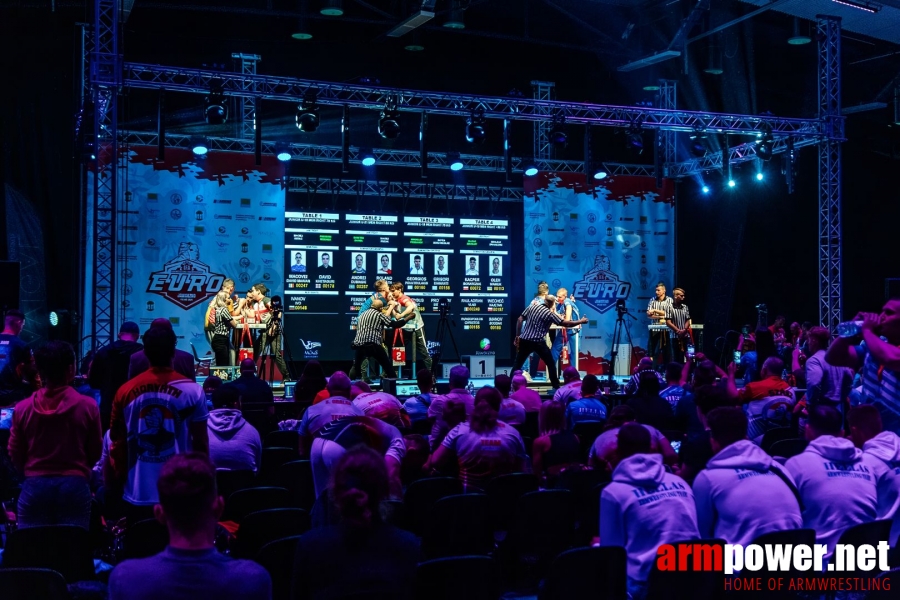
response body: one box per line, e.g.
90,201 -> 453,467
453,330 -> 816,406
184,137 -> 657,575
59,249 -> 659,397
531,80 -> 556,161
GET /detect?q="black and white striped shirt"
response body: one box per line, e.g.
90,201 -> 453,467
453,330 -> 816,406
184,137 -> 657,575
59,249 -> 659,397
647,296 -> 673,322
213,307 -> 233,336
668,303 -> 691,330
353,308 -> 393,347
520,302 -> 563,341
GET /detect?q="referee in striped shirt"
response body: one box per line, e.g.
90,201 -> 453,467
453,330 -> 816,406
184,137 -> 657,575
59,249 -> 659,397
667,287 -> 692,363
513,295 -> 588,388
647,282 -> 674,367
351,297 -> 403,380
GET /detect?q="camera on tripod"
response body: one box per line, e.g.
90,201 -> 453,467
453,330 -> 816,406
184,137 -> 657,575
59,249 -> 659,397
438,297 -> 450,317
270,295 -> 283,320
616,298 -> 628,316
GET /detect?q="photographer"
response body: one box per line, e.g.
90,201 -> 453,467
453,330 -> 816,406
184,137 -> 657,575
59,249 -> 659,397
247,284 -> 290,380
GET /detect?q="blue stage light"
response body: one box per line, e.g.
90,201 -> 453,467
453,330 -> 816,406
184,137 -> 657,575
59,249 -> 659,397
359,147 -> 376,166
756,172 -> 764,181
191,137 -> 209,156
728,179 -> 736,188
448,152 -> 464,171
701,185 -> 710,194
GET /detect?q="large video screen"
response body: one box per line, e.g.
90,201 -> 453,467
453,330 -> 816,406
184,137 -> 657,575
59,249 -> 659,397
281,211 -> 513,362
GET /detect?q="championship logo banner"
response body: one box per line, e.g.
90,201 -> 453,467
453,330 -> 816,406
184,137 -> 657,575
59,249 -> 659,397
523,172 -> 675,375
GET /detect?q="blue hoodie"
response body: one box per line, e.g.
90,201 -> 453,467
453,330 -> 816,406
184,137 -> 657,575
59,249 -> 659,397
862,431 -> 900,547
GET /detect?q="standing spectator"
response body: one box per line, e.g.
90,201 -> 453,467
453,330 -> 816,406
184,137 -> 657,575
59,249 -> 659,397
510,371 -> 542,413
402,368 -> 434,423
660,362 -> 687,411
223,359 -> 274,404
129,318 -> 196,381
552,367 -> 582,405
784,405 -> 892,558
0,309 -> 31,406
427,365 -> 476,440
89,321 -> 143,430
8,341 -> 102,529
692,407 -> 802,546
627,371 -> 676,431
600,423 -> 699,599
292,446 -> 419,600
108,327 -> 209,521
565,374 -> 608,430
741,328 -> 776,385
804,326 -> 853,409
294,360 -> 328,405
532,400 -> 581,485
496,373 -> 526,425
207,387 -> 262,472
108,453 -> 271,600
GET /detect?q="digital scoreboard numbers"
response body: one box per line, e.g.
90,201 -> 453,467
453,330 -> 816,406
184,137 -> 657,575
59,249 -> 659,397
456,218 -> 510,338
345,214 -> 399,291
284,211 -> 340,313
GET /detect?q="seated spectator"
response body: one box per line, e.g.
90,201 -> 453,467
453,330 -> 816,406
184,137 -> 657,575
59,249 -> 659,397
741,327 -> 775,385
428,387 -> 526,489
627,371 -> 676,431
509,370 -> 542,412
674,385 -> 733,486
676,360 -> 738,436
8,341 -> 102,530
296,372 -> 363,457
294,359 -> 328,405
350,380 -> 372,398
739,356 -> 792,403
552,367 -> 582,405
108,453 -> 271,600
589,406 -> 677,471
847,405 -> 900,548
660,362 -> 687,410
400,434 -> 430,486
497,373 -> 526,425
427,365 -> 476,440
600,423 -> 699,599
429,398 -> 466,453
207,387 -> 262,472
202,375 -> 223,398
804,326 -> 853,409
565,374 -> 608,430
624,357 -> 665,396
532,400 -> 581,486
128,318 -> 196,381
402,368 -> 434,423
292,446 -> 420,600
223,359 -> 274,404
353,391 -> 408,429
692,407 -> 802,546
784,405 -> 892,558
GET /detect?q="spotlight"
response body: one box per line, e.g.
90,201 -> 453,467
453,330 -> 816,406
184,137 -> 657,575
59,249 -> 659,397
625,124 -> 644,152
704,36 -> 724,75
756,123 -> 774,161
701,185 -> 710,194
359,147 -> 376,166
275,143 -> 292,162
49,311 -> 61,326
320,0 -> 343,16
205,81 -> 227,125
445,0 -> 465,28
191,136 -> 209,156
447,152 -> 464,171
295,91 -> 320,132
550,114 -> 567,146
465,109 -> 486,144
593,169 -> 608,180
787,17 -> 811,45
378,99 -> 401,139
756,172 -> 764,181
728,179 -> 736,188
523,159 -> 538,177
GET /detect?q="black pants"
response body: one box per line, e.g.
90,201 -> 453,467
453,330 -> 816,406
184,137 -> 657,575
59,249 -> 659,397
648,331 -> 672,367
399,328 -> 433,373
211,334 -> 231,367
353,344 -> 397,380
513,338 -> 560,387
255,331 -> 290,379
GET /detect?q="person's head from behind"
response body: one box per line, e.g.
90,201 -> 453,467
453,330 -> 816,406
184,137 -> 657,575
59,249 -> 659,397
300,359 -> 326,382
444,398 -> 467,429
119,321 -> 140,342
416,368 -> 433,394
494,374 -> 511,397
637,357 -> 654,372
707,407 -> 748,454
155,453 -> 221,539
202,376 -> 222,395
617,422 -> 652,462
401,434 -> 429,484
350,381 -> 371,399
34,341 -> 76,387
637,370 -> 661,396
211,386 -> 241,410
370,298 -> 384,311
562,366 -> 580,384
143,326 -> 177,368
4,309 -> 25,335
538,400 -> 566,436
692,360 -> 717,388
761,356 -> 785,379
471,386 -> 503,433
754,328 -> 776,359
581,374 -> 600,398
665,362 -> 682,384
449,365 -> 469,390
847,405 -> 883,448
806,405 -> 843,441
332,446 -> 388,529
511,371 -> 528,391
239,358 -> 256,376
327,371 -> 352,398
606,405 -> 636,430
807,326 -> 832,354
694,384 -> 730,427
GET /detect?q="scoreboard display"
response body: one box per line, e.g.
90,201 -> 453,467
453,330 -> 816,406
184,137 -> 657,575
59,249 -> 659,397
281,211 -> 513,361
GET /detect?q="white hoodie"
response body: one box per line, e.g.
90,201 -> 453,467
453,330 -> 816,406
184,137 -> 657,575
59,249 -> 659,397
862,431 -> 900,546
600,453 -> 699,584
784,435 -> 892,556
693,440 -> 802,547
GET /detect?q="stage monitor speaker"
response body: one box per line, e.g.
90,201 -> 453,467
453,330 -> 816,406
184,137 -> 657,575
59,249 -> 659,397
0,262 -> 20,311
886,278 -> 900,302
380,378 -> 421,398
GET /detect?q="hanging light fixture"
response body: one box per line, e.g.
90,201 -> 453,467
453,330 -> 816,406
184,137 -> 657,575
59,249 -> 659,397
703,34 -> 724,75
378,98 -> 401,139
787,17 -> 811,45
465,108 -> 486,144
295,90 -> 320,132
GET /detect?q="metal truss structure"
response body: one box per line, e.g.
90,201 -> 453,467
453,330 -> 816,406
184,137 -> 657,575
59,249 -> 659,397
658,80 -> 678,170
232,53 -> 261,140
532,81 -> 556,161
288,178 -> 522,203
818,15 -> 844,331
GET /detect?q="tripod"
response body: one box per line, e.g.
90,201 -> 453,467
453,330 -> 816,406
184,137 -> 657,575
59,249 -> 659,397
432,302 -> 461,374
608,307 -> 635,388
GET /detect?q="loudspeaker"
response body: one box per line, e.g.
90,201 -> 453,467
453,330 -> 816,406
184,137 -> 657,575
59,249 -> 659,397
0,262 -> 20,310
886,278 -> 900,302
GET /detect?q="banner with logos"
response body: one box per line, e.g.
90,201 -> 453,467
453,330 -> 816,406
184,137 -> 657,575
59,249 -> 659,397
90,147 -> 286,353
523,172 -> 675,375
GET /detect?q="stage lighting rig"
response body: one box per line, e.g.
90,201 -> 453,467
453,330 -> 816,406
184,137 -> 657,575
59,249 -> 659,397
191,136 -> 209,156
447,152 -> 464,171
625,123 -> 644,152
522,159 -> 538,177
378,98 -> 401,139
205,79 -> 228,125
465,108 -> 486,144
275,143 -> 292,162
359,147 -> 376,166
295,91 -> 320,132
689,129 -> 707,157
549,113 -> 567,146
756,123 -> 774,161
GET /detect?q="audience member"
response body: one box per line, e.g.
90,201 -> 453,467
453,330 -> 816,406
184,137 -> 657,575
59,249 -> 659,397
294,360 -> 328,405
660,362 -> 686,410
589,406 -> 677,471
0,309 -> 33,407
675,384 -> 733,486
108,327 -> 209,521
427,365 -> 476,440
429,386 -> 526,489
207,386 -> 262,472
804,326 -> 853,409
509,371 -> 542,412
428,398 -> 466,452
402,368 -> 434,423
353,391 -> 408,428
494,373 -> 512,398
128,318 -> 196,381
88,320 -> 143,430
0,310 -> 27,376
223,359 -> 274,404
565,374 -> 608,429
108,453 -> 271,600
600,423 -> 699,599
400,434 -> 430,486
739,356 -> 792,402
784,405 -> 891,558
552,367 -> 582,405
692,407 -> 802,546
8,341 -> 102,529
624,357 -> 665,395
296,372 -> 363,456
292,446 -> 419,600
741,327 -> 776,384
497,373 -> 526,425
532,400 -> 581,485
626,370 -> 676,431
